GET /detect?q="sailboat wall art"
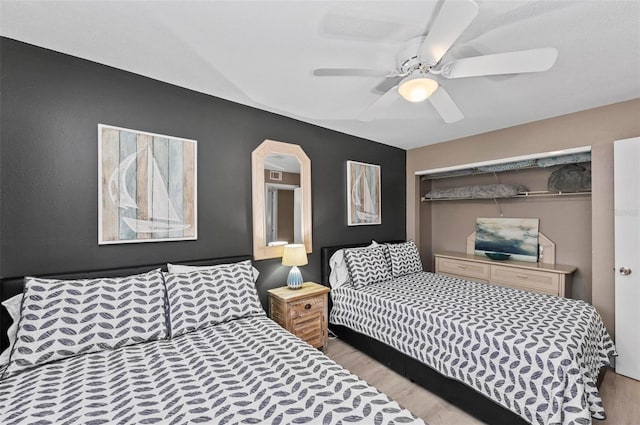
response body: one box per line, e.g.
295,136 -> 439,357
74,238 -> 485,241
98,124 -> 197,244
347,160 -> 381,226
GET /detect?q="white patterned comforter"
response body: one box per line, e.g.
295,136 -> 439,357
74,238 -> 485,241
330,272 -> 616,425
0,315 -> 425,425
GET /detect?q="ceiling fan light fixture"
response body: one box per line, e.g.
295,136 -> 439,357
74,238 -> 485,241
398,75 -> 439,102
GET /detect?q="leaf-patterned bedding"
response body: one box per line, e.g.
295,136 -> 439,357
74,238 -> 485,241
329,272 -> 616,425
0,315 -> 425,425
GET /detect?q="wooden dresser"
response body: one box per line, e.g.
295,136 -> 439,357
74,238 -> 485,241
434,251 -> 576,297
268,282 -> 330,350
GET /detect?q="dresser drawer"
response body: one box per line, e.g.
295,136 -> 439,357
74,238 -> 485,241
490,265 -> 560,295
437,257 -> 490,281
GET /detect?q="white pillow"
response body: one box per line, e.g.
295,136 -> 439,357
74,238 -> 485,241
167,262 -> 260,282
0,293 -> 23,367
329,241 -> 378,289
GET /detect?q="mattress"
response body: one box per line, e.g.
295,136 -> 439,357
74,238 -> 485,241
0,315 -> 425,425
330,272 -> 616,425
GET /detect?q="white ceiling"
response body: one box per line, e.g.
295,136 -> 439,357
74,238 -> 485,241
1,0 -> 639,150
265,153 -> 301,173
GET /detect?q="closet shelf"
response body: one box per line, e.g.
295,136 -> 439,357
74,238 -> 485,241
421,190 -> 592,202
418,150 -> 591,180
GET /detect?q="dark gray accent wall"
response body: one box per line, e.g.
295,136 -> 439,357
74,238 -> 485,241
0,38 -> 406,305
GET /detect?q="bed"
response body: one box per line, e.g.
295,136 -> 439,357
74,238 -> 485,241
0,255 -> 425,425
321,241 -> 616,425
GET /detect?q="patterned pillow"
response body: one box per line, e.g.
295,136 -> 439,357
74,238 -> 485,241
329,241 -> 378,289
164,260 -> 264,337
344,246 -> 391,289
3,269 -> 166,378
386,241 -> 423,277
167,262 -> 261,282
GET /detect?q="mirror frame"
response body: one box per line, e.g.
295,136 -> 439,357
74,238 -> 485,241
252,139 -> 312,260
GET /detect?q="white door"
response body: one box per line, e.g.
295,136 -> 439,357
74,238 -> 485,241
265,187 -> 278,244
614,136 -> 640,381
294,188 -> 302,243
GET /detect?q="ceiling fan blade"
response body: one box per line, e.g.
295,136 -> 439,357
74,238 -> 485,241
418,0 -> 479,66
373,76 -> 403,94
459,2 -> 578,46
358,86 -> 399,121
320,12 -> 414,43
439,47 -> 559,79
313,68 -> 392,77
428,87 -> 463,123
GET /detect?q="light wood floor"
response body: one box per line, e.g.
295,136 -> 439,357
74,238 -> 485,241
325,338 -> 640,425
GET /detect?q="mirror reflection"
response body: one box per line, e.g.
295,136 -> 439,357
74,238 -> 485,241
252,139 -> 311,260
264,153 -> 302,247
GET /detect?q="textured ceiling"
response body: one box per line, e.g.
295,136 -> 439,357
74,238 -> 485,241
1,0 -> 639,150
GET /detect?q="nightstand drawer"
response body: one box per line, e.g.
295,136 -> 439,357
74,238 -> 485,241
490,265 -> 560,294
437,257 -> 490,281
289,295 -> 324,318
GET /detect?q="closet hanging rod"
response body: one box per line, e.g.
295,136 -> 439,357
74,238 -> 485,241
421,190 -> 592,202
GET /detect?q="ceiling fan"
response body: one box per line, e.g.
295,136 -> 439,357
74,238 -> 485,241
313,0 -> 558,123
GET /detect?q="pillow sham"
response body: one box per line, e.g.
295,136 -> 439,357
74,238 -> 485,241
167,262 -> 260,282
386,240 -> 423,277
329,241 -> 378,289
164,259 -> 264,337
0,293 -> 23,367
344,245 -> 391,289
3,269 -> 166,378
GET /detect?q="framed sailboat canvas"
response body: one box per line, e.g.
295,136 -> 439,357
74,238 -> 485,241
98,124 -> 197,244
347,160 -> 381,226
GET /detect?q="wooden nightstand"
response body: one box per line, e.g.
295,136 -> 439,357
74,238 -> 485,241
268,282 -> 330,350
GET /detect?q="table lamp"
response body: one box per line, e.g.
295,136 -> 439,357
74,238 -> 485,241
282,244 -> 308,289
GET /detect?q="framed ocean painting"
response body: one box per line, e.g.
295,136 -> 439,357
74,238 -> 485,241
98,124 -> 197,244
347,160 -> 381,226
474,217 -> 539,262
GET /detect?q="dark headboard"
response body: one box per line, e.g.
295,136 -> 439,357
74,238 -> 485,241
0,255 -> 251,351
320,240 -> 404,286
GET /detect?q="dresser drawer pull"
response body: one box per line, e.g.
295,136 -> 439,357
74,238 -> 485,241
304,303 -> 311,310
516,275 -> 529,279
457,265 -> 467,269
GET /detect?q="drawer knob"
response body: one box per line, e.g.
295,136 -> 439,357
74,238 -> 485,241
304,303 -> 311,310
619,267 -> 632,276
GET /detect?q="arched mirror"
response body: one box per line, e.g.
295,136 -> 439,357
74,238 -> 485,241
252,140 -> 312,260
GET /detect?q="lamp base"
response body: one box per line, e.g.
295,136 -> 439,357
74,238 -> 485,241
287,266 -> 303,289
